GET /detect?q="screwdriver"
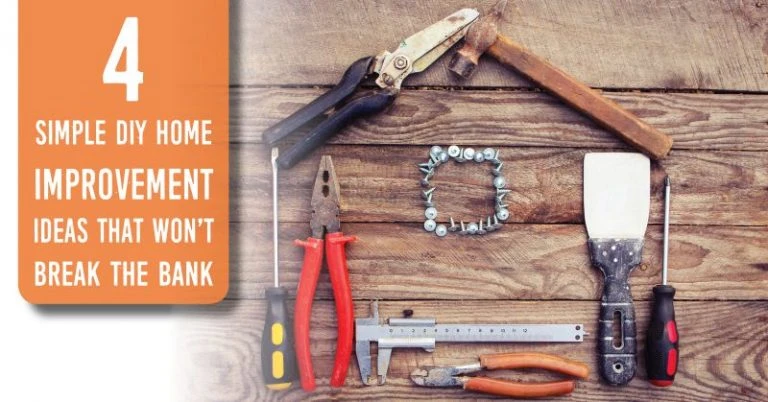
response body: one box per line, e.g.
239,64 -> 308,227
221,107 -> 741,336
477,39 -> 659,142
261,147 -> 297,390
645,176 -> 679,386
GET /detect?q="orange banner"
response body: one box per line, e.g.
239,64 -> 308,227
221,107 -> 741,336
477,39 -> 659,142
19,1 -> 229,304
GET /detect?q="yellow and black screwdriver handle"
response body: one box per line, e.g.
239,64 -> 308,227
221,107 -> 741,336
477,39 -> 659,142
261,286 -> 297,390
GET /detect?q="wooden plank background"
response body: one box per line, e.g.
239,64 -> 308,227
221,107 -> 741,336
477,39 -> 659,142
179,1 -> 768,401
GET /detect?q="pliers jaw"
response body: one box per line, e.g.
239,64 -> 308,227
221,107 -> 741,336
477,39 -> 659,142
309,155 -> 341,238
410,362 -> 482,387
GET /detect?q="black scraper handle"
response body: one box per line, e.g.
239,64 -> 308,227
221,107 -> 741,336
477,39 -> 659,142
589,238 -> 644,386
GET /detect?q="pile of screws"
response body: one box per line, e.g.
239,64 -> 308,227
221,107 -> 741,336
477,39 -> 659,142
419,145 -> 509,237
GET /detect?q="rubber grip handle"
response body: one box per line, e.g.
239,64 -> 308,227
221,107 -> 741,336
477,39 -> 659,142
278,90 -> 396,169
261,286 -> 298,390
588,238 -> 643,386
480,352 -> 589,380
325,232 -> 358,388
463,377 -> 576,398
262,56 -> 374,145
488,35 -> 672,160
646,285 -> 678,386
293,237 -> 324,392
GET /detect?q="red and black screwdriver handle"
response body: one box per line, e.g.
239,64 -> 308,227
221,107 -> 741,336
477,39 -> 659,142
645,285 -> 679,386
262,56 -> 396,169
294,232 -> 357,392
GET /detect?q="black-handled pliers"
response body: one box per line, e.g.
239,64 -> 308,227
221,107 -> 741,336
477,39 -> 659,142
263,8 -> 479,169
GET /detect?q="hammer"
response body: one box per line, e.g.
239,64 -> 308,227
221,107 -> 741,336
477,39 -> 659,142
449,0 -> 672,160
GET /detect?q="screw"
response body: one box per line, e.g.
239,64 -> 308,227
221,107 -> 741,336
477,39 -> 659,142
496,208 -> 510,221
429,145 -> 443,157
418,160 -> 435,169
477,219 -> 487,235
429,153 -> 440,165
424,193 -> 434,207
448,217 -> 459,232
473,152 -> 485,163
419,167 -> 433,175
467,222 -> 478,235
496,188 -> 512,196
490,149 -> 501,164
422,187 -> 436,199
435,224 -> 448,237
459,221 -> 468,235
492,162 -> 504,176
492,215 -> 503,230
495,202 -> 509,213
394,55 -> 409,70
447,145 -> 461,158
463,148 -> 475,160
485,216 -> 495,232
425,207 -> 437,220
424,219 -> 437,232
482,148 -> 495,160
493,176 -> 507,189
438,151 -> 449,163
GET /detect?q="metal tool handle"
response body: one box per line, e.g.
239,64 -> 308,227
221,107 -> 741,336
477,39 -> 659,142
278,89 -> 396,169
325,232 -> 358,388
463,377 -> 576,398
293,237 -> 324,392
588,238 -> 643,385
263,56 -> 374,145
261,287 -> 298,390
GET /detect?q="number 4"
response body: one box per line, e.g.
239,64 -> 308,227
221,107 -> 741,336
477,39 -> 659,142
103,17 -> 144,102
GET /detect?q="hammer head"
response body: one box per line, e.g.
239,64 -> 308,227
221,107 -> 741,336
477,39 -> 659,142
448,0 -> 507,79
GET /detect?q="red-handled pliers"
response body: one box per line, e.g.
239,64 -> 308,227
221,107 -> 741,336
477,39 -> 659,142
294,155 -> 357,391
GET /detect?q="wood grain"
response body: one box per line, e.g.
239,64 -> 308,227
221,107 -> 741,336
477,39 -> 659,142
231,0 -> 768,91
232,144 -> 768,226
487,35 -> 674,159
234,88 -> 768,150
229,222 -> 768,302
176,300 -> 768,402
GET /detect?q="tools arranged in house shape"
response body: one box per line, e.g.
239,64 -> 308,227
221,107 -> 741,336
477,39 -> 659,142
646,176 -> 679,386
262,8 -> 479,169
420,145 -> 508,237
583,153 -> 651,385
411,352 -> 589,398
260,0 -> 684,395
293,156 -> 357,391
355,301 -> 587,386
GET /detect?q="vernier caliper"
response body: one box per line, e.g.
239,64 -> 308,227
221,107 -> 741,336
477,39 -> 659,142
355,301 -> 588,385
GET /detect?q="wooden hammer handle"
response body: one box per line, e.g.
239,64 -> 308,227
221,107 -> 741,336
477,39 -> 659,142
488,34 -> 672,159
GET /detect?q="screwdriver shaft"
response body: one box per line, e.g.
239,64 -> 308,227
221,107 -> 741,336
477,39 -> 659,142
662,176 -> 670,285
272,147 -> 280,288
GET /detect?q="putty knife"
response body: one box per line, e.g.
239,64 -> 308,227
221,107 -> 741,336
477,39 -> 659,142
584,153 -> 650,385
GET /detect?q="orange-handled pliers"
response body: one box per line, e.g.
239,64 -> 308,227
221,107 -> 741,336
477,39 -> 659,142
411,352 -> 589,398
294,155 -> 357,391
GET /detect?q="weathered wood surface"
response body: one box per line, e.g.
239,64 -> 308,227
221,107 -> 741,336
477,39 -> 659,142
233,89 -> 768,150
177,300 -> 768,402
180,2 -> 768,401
229,223 -> 768,301
231,0 -> 768,91
232,144 -> 768,226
